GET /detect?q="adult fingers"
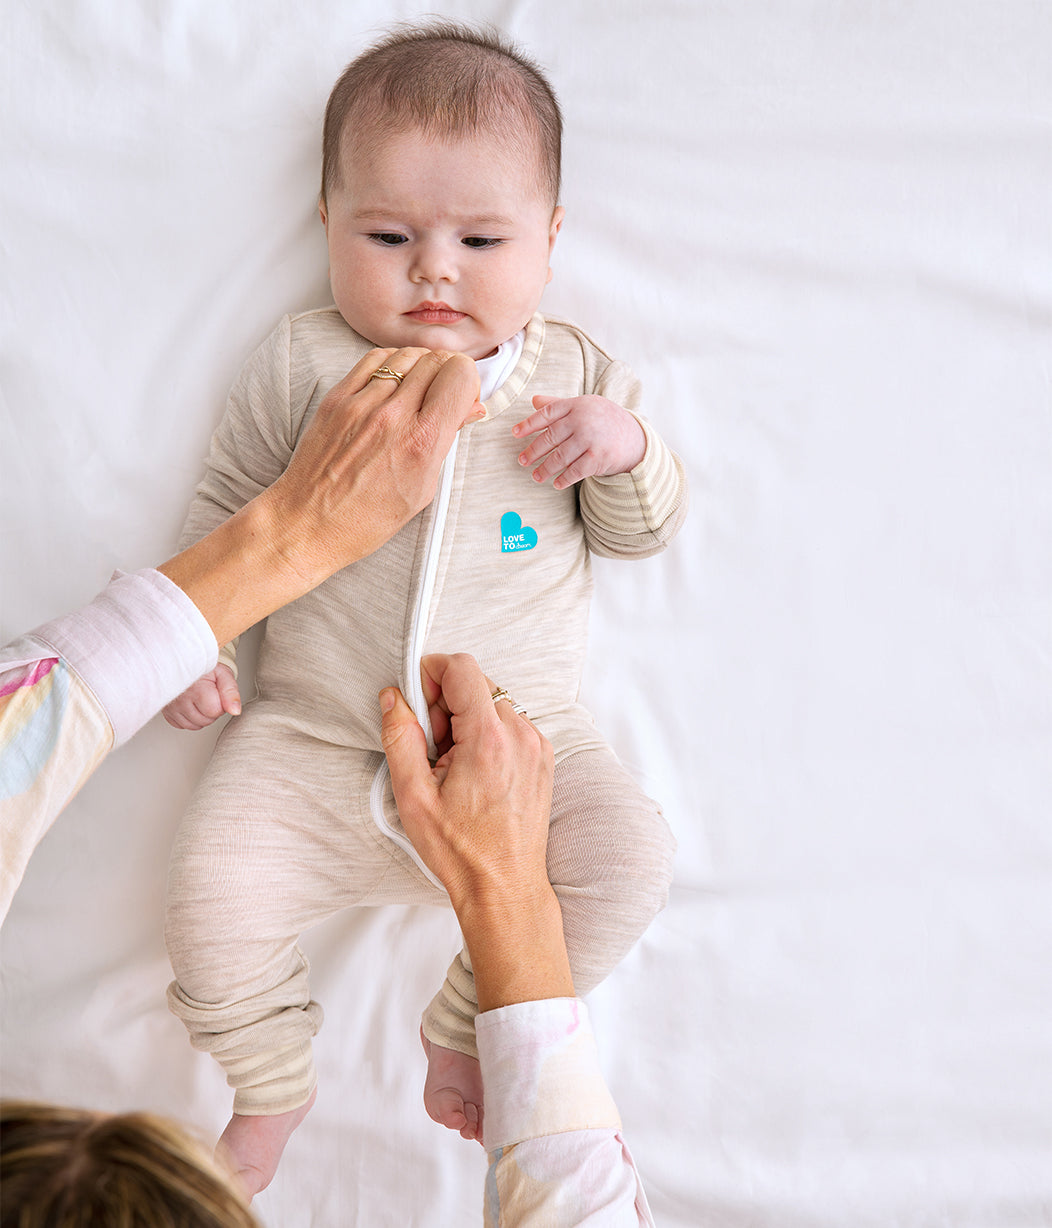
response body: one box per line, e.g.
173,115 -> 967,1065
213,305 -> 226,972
346,349 -> 483,446
328,347 -> 397,399
419,658 -> 454,755
413,352 -> 484,437
321,346 -> 444,415
422,652 -> 539,738
337,346 -> 430,398
419,653 -> 499,743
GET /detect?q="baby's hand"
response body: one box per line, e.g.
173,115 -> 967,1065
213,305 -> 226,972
162,664 -> 241,730
512,395 -> 646,489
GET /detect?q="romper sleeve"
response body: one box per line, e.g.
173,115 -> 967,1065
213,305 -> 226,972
178,316 -> 296,672
579,358 -> 689,560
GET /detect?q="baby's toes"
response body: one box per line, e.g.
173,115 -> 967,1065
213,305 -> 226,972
425,1085 -> 468,1132
458,1100 -> 486,1146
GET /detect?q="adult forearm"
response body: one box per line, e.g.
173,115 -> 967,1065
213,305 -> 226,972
454,882 -> 574,1013
157,489 -> 332,649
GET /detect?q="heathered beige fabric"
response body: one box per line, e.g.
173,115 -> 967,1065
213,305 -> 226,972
165,308 -> 686,1112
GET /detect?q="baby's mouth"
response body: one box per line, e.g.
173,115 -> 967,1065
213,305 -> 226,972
405,303 -> 466,324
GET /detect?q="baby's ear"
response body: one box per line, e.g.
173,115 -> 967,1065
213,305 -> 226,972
318,199 -> 328,231
548,205 -> 565,250
546,206 -> 564,284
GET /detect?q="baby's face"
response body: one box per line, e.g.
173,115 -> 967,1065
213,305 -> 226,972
320,125 -> 563,360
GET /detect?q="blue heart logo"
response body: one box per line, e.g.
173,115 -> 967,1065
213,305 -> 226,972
501,511 -> 538,553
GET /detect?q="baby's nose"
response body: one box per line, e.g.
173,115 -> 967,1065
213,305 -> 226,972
409,239 -> 459,285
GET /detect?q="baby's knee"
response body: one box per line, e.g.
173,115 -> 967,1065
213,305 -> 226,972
617,812 -> 676,920
164,862 -> 260,1000
550,796 -> 676,919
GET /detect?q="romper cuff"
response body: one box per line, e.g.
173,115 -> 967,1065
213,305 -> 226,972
582,415 -> 686,532
30,568 -> 218,746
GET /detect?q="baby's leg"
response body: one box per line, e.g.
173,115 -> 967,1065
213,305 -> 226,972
419,740 -> 675,1139
545,742 -> 676,996
165,718 -> 398,1195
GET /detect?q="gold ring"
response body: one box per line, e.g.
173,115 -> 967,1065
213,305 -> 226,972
370,365 -> 405,384
491,687 -> 528,717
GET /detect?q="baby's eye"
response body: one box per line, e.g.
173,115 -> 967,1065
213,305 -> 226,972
370,232 -> 407,246
461,236 -> 502,249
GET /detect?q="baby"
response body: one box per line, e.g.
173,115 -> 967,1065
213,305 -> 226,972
163,21 -> 687,1196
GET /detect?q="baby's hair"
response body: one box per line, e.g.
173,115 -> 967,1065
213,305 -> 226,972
0,1100 -> 260,1228
321,19 -> 562,208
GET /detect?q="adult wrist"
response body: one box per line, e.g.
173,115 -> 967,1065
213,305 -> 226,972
455,882 -> 573,1012
158,492 -> 320,648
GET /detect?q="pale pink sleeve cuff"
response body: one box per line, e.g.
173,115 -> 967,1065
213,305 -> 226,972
29,568 -> 218,746
476,998 -> 621,1152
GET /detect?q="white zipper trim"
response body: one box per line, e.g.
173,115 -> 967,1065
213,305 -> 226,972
406,432 -> 460,743
369,433 -> 461,892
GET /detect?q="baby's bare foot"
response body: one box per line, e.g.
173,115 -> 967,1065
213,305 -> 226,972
421,1029 -> 485,1146
215,1086 -> 317,1200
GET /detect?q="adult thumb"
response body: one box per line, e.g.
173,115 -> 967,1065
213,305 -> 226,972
379,686 -> 430,807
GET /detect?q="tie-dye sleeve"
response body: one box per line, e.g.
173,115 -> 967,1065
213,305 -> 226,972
0,569 -> 217,922
477,998 -> 656,1227
0,650 -> 112,919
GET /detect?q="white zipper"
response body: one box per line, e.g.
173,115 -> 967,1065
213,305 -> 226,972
405,432 -> 461,743
369,433 -> 461,891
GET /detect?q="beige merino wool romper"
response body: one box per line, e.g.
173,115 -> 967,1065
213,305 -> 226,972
165,307 -> 687,1115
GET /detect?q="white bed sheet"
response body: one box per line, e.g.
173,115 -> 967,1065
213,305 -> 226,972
2,2 -> 1049,1225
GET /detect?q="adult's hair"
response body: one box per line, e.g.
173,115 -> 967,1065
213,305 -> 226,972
321,19 -> 562,207
0,1101 -> 259,1228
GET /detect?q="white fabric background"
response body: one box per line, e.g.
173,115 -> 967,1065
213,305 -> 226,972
2,2 -> 1050,1225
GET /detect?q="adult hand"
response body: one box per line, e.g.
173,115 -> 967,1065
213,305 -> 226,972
267,347 -> 483,578
380,653 -> 573,1011
159,348 -> 482,648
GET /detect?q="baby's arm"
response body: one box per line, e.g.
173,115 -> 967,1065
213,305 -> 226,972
171,320 -> 298,703
162,663 -> 240,731
513,395 -> 645,489
520,356 -> 688,560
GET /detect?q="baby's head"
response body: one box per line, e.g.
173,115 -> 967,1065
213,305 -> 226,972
319,21 -> 564,359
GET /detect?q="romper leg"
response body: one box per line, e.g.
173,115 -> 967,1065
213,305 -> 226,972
546,742 -> 676,995
165,715 -> 411,1114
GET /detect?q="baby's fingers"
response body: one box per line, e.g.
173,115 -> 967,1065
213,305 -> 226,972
164,696 -> 216,730
214,664 -> 242,717
532,440 -> 597,488
163,703 -> 198,730
511,395 -> 564,439
549,450 -> 600,489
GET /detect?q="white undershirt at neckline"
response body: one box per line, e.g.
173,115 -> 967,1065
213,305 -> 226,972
475,330 -> 525,401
